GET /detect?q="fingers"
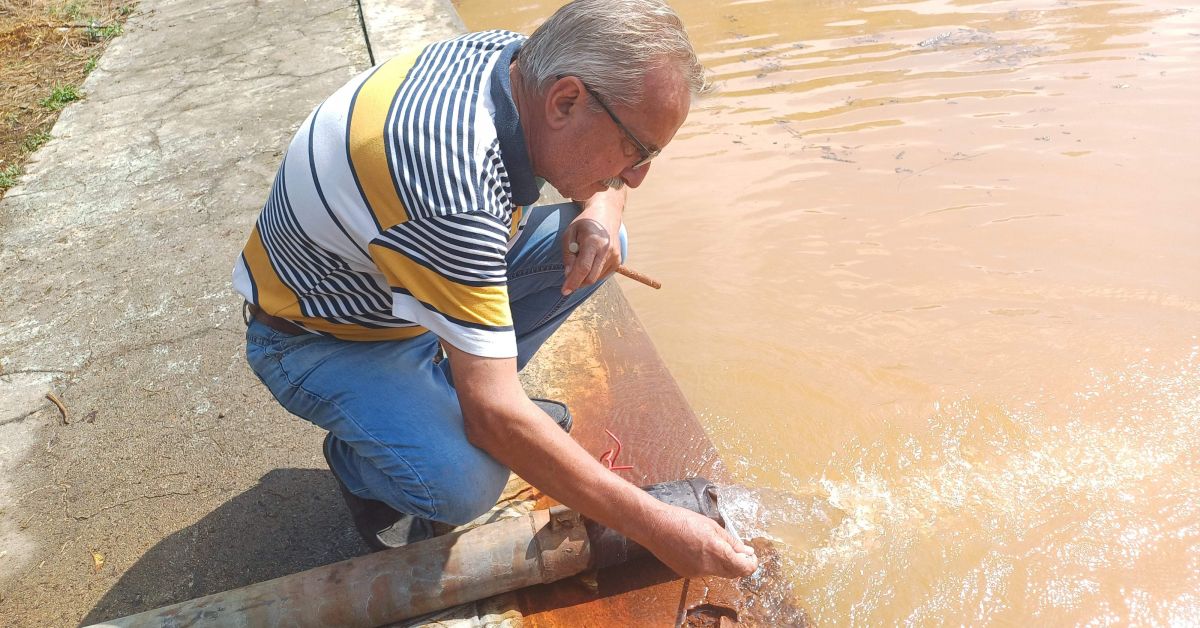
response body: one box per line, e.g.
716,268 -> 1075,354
584,247 -> 608,286
727,550 -> 759,577
717,526 -> 758,577
725,529 -> 755,556
561,219 -> 614,295
647,507 -> 759,580
693,518 -> 759,578
682,532 -> 757,579
562,239 -> 599,295
711,518 -> 752,555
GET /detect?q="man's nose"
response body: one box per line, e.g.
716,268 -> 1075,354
620,162 -> 651,188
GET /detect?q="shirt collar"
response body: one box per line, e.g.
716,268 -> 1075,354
490,40 -> 540,206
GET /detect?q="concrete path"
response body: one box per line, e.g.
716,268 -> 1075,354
0,1 -> 469,624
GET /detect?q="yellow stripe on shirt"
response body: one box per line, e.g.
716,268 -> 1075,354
243,225 -> 428,341
347,51 -> 422,231
242,225 -> 305,320
508,205 -> 524,240
370,242 -> 512,330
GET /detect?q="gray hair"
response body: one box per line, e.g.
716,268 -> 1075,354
516,0 -> 709,108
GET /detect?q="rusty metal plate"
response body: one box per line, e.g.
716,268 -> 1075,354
515,285 -> 751,627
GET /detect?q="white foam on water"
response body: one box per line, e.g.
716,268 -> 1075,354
714,346 -> 1200,625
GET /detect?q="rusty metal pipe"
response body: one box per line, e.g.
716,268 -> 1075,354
88,478 -> 725,628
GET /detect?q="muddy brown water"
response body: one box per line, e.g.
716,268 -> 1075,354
455,0 -> 1199,624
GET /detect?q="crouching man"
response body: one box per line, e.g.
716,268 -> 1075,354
234,0 -> 756,579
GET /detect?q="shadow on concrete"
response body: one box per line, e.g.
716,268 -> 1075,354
79,468 -> 367,626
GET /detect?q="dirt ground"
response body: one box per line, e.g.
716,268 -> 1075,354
0,0 -> 135,193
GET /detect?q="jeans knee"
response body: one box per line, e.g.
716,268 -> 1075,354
426,456 -> 509,526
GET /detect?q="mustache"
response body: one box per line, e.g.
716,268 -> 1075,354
601,176 -> 625,190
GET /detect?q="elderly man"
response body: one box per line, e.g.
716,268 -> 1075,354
234,0 -> 756,578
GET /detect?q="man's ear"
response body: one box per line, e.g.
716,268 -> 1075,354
544,76 -> 584,130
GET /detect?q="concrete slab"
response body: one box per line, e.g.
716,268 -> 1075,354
0,0 -> 374,624
359,0 -> 465,61
1,1 -> 715,626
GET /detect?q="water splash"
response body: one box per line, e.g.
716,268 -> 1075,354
716,484 -> 835,626
712,348 -> 1200,625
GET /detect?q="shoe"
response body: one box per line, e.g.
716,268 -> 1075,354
322,434 -> 436,551
532,398 -> 572,433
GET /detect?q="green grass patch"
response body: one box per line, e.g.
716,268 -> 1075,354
0,164 -> 23,190
86,21 -> 123,42
53,1 -> 86,21
84,55 -> 99,74
40,84 -> 81,111
23,131 -> 52,153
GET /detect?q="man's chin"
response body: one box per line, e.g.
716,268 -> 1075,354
582,181 -> 620,198
562,184 -> 600,201
555,179 -> 612,201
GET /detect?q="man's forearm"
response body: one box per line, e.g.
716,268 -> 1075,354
472,393 -> 669,545
446,341 -> 756,579
449,347 -> 667,546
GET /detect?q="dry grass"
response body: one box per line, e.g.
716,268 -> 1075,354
0,0 -> 136,194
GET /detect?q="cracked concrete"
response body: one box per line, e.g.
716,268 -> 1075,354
0,0 -> 381,624
1,0 -> 555,624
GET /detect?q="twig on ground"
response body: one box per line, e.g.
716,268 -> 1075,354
46,391 -> 69,424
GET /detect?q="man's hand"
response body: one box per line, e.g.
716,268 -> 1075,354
561,218 -> 616,295
562,188 -> 625,295
638,504 -> 758,579
445,342 -> 758,580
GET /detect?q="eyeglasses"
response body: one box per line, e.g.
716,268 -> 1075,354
562,75 -> 661,170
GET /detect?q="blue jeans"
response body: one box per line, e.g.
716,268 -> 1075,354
245,203 -> 626,525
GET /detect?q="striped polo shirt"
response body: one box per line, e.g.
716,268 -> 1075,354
233,31 -> 541,358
